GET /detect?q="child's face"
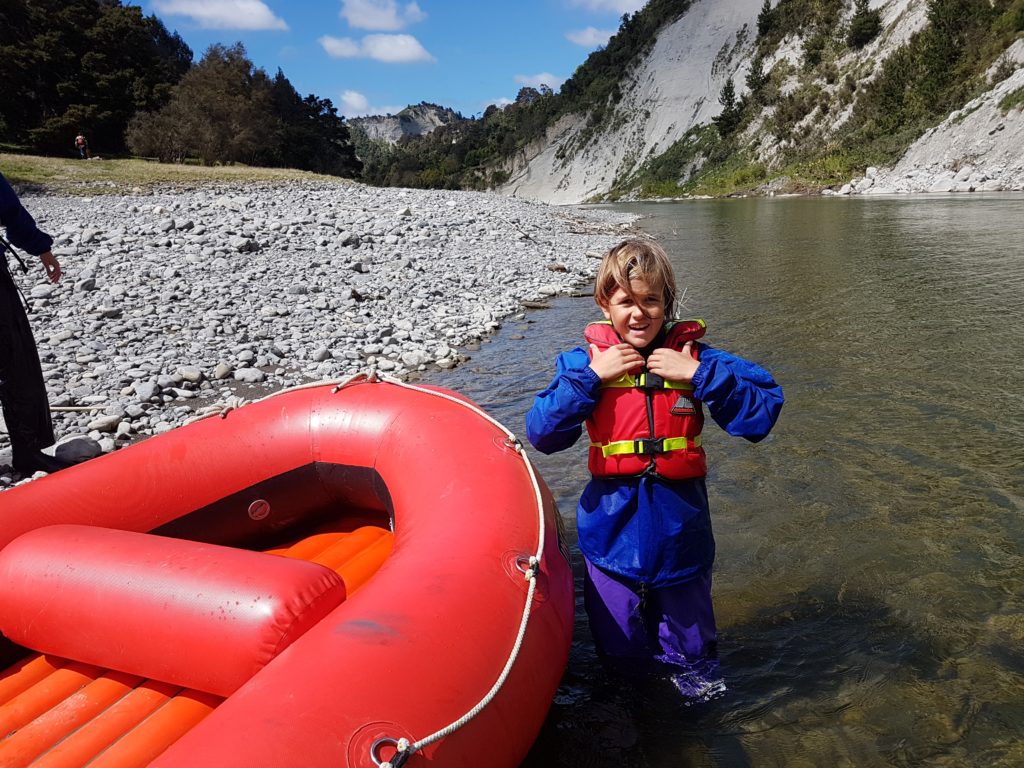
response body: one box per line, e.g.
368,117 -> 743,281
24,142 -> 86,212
600,278 -> 666,349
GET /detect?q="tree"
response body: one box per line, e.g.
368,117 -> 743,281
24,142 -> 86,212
847,0 -> 883,48
271,86 -> 362,176
515,87 -> 542,106
0,0 -> 191,154
129,53 -> 360,176
757,0 -> 773,37
713,78 -> 743,136
127,43 -> 274,165
918,0 -> 994,110
745,55 -> 768,94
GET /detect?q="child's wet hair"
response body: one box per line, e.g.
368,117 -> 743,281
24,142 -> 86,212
594,239 -> 677,318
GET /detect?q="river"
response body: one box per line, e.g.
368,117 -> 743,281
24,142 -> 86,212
425,195 -> 1024,767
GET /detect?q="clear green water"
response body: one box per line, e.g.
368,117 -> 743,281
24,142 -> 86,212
427,195 -> 1024,767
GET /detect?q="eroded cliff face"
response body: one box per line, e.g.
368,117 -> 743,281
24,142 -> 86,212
843,39 -> 1024,194
497,0 -> 1024,203
499,0 -> 766,204
351,103 -> 460,144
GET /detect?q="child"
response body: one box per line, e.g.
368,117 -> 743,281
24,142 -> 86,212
525,238 -> 783,699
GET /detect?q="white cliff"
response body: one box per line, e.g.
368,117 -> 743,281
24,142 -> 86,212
351,103 -> 460,145
494,0 -> 1024,203
845,39 -> 1024,194
499,0 -> 766,204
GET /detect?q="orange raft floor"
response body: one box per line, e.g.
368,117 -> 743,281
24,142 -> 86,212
0,525 -> 394,768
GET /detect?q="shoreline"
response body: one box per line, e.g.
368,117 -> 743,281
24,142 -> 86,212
1,180 -> 640,486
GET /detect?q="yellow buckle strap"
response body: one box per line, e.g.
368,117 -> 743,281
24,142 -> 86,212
603,373 -> 637,388
602,372 -> 694,391
590,435 -> 701,458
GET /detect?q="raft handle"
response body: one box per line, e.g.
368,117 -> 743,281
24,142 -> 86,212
371,737 -> 410,768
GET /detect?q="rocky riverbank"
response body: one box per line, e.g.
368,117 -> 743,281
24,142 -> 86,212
1,180 -> 638,486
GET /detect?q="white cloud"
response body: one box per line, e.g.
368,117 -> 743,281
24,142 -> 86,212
341,90 -> 370,113
341,0 -> 426,31
566,26 -> 614,46
362,33 -> 434,62
320,33 -> 434,63
152,0 -> 288,30
339,90 -> 403,117
485,97 -> 514,110
514,72 -> 564,91
567,0 -> 645,13
319,36 -> 362,57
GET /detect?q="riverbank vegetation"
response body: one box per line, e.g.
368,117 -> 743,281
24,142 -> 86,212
3,0 -> 1021,197
0,152 -> 340,196
1,0 -> 360,178
603,0 -> 1024,198
358,0 -> 1023,198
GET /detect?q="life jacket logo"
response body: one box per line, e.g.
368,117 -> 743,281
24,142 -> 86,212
670,394 -> 697,416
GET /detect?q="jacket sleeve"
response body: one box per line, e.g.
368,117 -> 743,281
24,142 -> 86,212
691,345 -> 783,442
0,173 -> 53,256
525,348 -> 601,454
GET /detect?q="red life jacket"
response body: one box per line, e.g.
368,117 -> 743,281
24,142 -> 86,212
584,319 -> 707,479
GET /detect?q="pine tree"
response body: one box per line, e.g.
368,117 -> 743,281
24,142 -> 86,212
757,0 -> 773,38
745,55 -> 767,94
847,0 -> 883,48
0,0 -> 191,154
713,78 -> 743,136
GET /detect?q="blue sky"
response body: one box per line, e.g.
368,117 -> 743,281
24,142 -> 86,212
142,0 -> 647,118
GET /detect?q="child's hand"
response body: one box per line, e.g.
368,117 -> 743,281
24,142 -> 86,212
588,343 -> 644,382
647,343 -> 700,383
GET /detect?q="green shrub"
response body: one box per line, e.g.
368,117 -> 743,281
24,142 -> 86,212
999,84 -> 1024,112
847,0 -> 883,48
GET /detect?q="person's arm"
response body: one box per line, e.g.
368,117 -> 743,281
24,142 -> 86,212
691,345 -> 784,442
525,348 -> 602,454
0,174 -> 55,257
38,251 -> 61,282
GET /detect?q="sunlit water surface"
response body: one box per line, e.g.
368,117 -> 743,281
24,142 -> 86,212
424,195 -> 1024,767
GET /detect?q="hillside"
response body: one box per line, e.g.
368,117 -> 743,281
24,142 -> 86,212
507,0 -> 1024,201
498,0 -> 1024,202
349,103 -> 462,145
498,0 -> 765,203
359,0 -> 1024,203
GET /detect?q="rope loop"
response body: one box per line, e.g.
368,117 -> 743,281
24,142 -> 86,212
165,371 -> 545,762
527,555 -> 540,582
372,737 -> 412,768
515,554 -> 539,581
353,375 -> 547,761
503,436 -> 525,454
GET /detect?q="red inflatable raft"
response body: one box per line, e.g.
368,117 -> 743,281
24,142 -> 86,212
0,377 -> 574,767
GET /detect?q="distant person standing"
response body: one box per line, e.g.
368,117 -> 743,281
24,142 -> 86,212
0,172 -> 75,475
75,133 -> 89,159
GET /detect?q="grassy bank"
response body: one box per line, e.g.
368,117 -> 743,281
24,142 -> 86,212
0,154 -> 346,196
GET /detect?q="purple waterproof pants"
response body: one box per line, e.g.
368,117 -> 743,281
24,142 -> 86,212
583,558 -> 717,665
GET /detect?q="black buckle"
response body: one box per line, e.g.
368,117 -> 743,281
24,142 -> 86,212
634,437 -> 665,455
639,371 -> 665,389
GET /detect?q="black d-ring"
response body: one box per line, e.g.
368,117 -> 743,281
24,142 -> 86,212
370,737 -> 398,767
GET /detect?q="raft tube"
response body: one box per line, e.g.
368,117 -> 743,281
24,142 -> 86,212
0,379 -> 574,767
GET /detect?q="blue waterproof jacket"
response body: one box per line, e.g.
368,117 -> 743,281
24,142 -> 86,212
526,339 -> 783,586
0,173 -> 53,258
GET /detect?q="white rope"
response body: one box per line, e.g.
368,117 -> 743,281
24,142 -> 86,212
169,369 -> 548,763
369,375 -> 548,767
182,372 -> 369,425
